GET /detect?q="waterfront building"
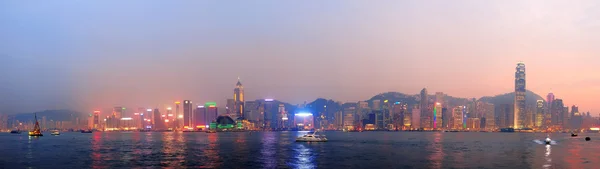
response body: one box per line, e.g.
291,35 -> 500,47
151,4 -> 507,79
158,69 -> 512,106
514,62 -> 526,128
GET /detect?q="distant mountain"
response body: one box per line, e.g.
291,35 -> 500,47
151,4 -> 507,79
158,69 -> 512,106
13,110 -> 82,122
364,90 -> 544,108
479,90 -> 544,106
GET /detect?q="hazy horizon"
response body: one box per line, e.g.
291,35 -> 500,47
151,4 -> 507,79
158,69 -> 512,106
2,1 -> 600,115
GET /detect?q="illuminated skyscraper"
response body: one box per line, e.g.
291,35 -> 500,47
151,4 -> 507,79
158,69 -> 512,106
434,102 -> 442,129
234,78 -> 244,119
535,100 -> 544,128
183,100 -> 193,128
93,111 -> 100,129
153,108 -> 164,130
175,101 -> 181,128
420,88 -> 429,129
514,62 -> 526,128
194,106 -> 206,130
453,106 -> 464,129
551,99 -> 565,127
205,102 -> 218,123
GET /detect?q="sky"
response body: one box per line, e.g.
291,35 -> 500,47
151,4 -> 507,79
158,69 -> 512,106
1,0 -> 600,115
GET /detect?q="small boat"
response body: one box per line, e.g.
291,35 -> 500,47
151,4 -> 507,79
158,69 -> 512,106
10,130 -> 22,134
28,113 -> 43,137
51,130 -> 60,135
545,137 -> 552,144
81,129 -> 93,133
571,133 -> 578,137
296,131 -> 327,142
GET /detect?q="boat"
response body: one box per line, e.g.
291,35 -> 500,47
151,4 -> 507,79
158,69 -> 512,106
10,130 -> 22,134
206,130 -> 216,133
81,129 -> 93,133
28,113 -> 43,137
51,130 -> 60,135
545,136 -> 552,145
296,131 -> 328,142
500,128 -> 515,132
571,133 -> 578,137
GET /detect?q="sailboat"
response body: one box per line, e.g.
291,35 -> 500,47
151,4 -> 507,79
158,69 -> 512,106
28,113 -> 43,137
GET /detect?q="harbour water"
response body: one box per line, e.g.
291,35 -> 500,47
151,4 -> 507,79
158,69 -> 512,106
1,131 -> 600,168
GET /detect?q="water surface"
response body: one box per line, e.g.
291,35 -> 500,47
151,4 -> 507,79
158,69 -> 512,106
1,131 -> 599,169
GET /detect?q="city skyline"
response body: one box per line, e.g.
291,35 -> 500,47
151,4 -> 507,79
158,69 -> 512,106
2,1 -> 600,114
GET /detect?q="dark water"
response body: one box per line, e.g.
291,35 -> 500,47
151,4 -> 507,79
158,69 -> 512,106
1,131 -> 600,169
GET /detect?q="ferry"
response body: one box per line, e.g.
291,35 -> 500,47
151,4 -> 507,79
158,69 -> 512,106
51,130 -> 60,135
500,128 -> 515,132
10,130 -> 22,134
296,131 -> 328,142
81,129 -> 93,133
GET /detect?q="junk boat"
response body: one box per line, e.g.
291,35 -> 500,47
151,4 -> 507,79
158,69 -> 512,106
28,114 -> 43,137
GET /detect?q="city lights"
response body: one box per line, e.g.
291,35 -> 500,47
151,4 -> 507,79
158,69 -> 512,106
295,112 -> 313,117
264,99 -> 274,102
121,117 -> 132,120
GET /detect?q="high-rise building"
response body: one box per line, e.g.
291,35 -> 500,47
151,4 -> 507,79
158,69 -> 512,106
552,99 -> 565,127
234,78 -> 244,119
434,103 -> 442,129
342,103 -> 357,131
495,104 -> 512,128
93,111 -> 100,130
175,101 -> 181,128
467,118 -> 481,129
205,102 -> 218,123
194,106 -> 206,130
226,99 -> 235,115
392,102 -> 406,129
153,108 -> 164,130
411,105 -> 420,129
183,100 -> 193,128
278,104 -> 287,128
514,62 -> 526,128
372,100 -> 381,111
453,106 -> 464,129
420,88 -> 429,129
244,101 -> 260,122
535,100 -> 544,128
442,107 -> 450,129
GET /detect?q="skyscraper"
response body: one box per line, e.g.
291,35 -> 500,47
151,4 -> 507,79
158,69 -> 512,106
234,78 -> 244,119
183,100 -> 192,128
153,108 -> 163,130
372,100 -> 381,111
514,62 -> 526,128
205,102 -> 218,123
551,99 -> 565,127
420,88 -> 429,129
194,106 -> 206,129
536,100 -> 544,128
434,102 -> 442,129
453,106 -> 464,129
175,101 -> 181,128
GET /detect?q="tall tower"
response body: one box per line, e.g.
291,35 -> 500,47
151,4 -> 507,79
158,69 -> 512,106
234,77 -> 245,119
183,100 -> 192,128
514,62 -> 526,128
420,88 -> 429,129
175,101 -> 181,128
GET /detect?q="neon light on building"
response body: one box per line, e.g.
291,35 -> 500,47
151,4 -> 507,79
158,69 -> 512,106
433,105 -> 437,129
463,106 -> 467,129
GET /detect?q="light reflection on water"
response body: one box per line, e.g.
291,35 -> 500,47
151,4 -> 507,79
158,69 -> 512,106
3,132 -> 600,168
